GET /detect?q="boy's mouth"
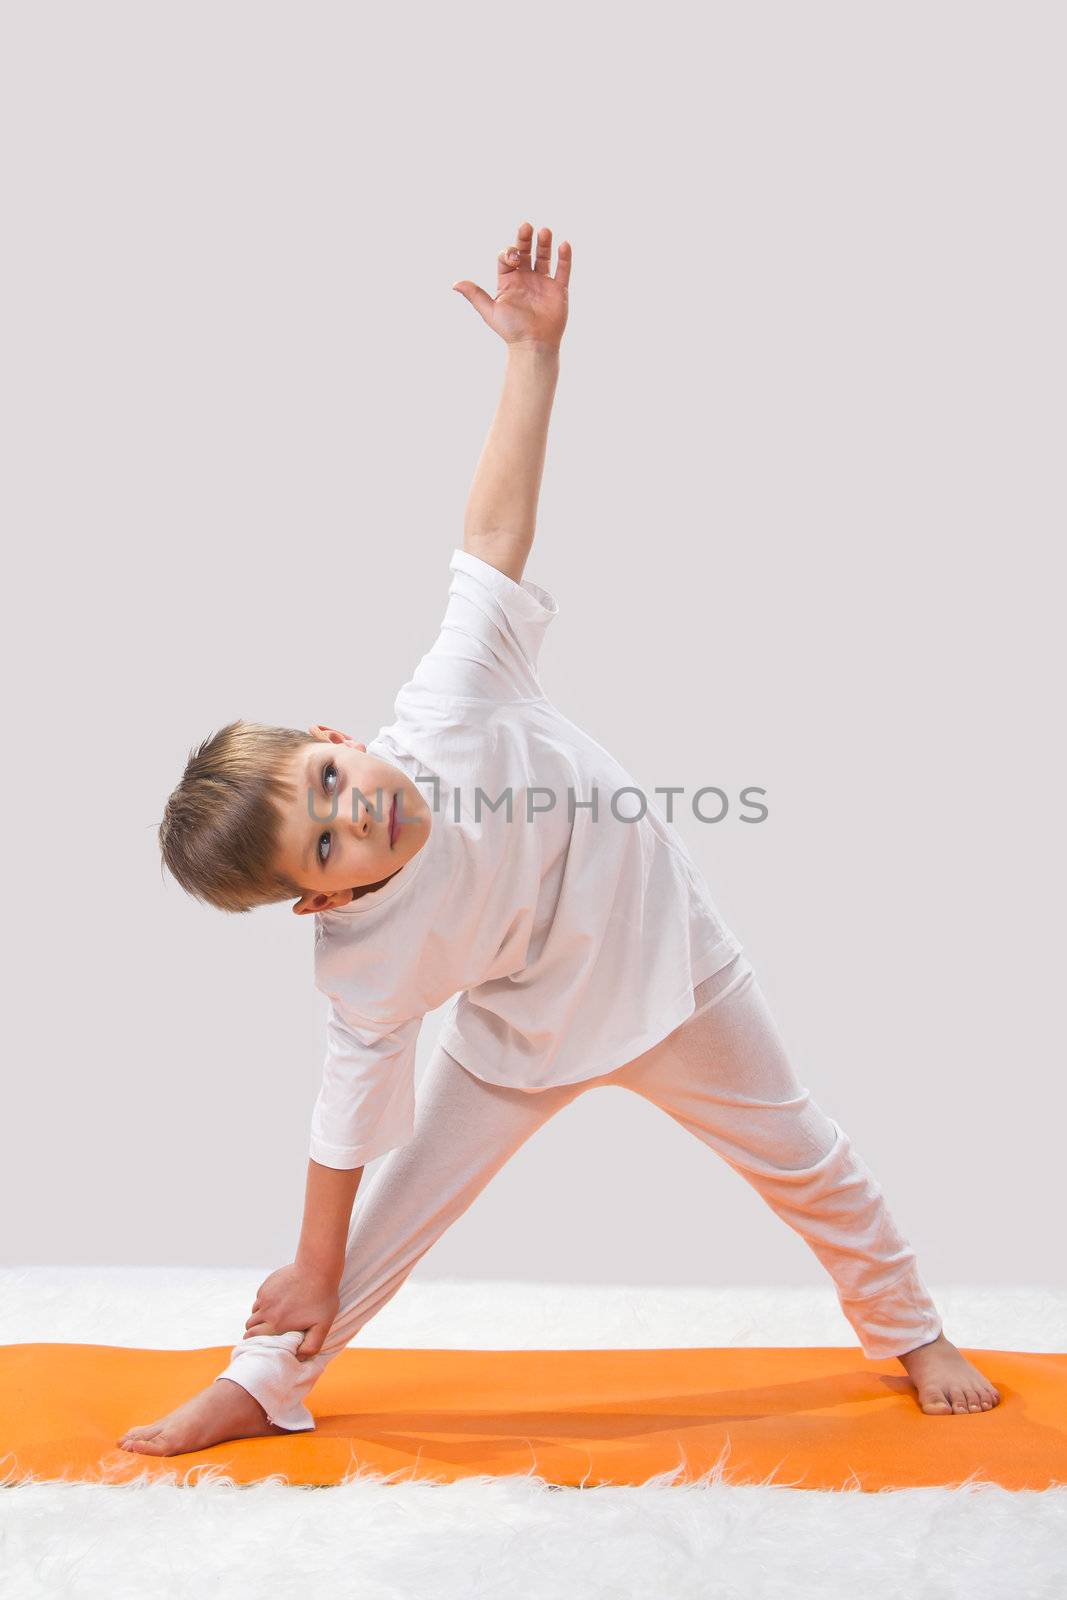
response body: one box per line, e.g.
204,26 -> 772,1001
388,791 -> 399,848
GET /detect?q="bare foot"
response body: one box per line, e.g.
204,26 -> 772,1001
117,1378 -> 298,1456
896,1332 -> 1002,1416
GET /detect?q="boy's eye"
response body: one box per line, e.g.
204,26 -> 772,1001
316,761 -> 342,864
316,762 -> 338,865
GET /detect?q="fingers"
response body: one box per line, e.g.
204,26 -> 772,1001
497,223 -> 569,280
514,220 -> 534,270
452,280 -> 497,321
296,1325 -> 325,1361
496,244 -> 522,284
452,223 -> 572,322
533,225 -> 552,274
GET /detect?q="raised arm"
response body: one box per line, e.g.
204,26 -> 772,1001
452,220 -> 571,584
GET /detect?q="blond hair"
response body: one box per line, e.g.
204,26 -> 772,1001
158,719 -> 317,913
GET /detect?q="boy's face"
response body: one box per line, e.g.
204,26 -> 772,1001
277,725 -> 432,915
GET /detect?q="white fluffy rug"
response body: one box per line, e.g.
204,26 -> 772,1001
2,1271 -> 1065,1599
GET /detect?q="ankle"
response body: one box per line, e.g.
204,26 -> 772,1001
899,1332 -> 946,1361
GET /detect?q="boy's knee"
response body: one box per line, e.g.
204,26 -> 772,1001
758,1110 -> 842,1175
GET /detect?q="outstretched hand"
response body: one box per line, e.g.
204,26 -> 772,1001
452,221 -> 571,351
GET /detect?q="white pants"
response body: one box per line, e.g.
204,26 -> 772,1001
216,954 -> 944,1430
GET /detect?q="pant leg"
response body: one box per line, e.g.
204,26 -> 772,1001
214,1041 -> 587,1430
610,954 -> 944,1361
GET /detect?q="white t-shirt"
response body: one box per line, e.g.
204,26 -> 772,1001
309,549 -> 742,1169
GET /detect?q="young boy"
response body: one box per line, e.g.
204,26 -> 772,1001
121,222 -> 999,1456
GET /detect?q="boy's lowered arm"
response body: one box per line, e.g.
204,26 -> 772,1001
240,1159 -> 363,1359
297,1159 -> 364,1281
453,221 -> 571,585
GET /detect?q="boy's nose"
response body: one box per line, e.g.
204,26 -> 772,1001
352,803 -> 372,837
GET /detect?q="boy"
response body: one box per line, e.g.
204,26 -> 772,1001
121,222 -> 999,1456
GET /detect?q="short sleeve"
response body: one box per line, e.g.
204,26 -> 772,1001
309,1004 -> 422,1170
401,548 -> 559,704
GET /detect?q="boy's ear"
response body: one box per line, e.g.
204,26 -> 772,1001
292,887 -> 355,916
307,725 -> 367,753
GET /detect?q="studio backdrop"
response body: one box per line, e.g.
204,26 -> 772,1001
2,1 -> 1062,1290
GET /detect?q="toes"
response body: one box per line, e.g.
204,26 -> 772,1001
118,1423 -> 165,1452
122,1435 -> 164,1455
970,1378 -> 1002,1410
918,1374 -> 1003,1416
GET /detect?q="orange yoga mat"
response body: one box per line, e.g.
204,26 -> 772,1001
2,1343 -> 1065,1492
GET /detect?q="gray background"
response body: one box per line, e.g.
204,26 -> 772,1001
2,2 -> 1063,1289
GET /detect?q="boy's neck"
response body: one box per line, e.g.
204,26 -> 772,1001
347,866 -> 403,904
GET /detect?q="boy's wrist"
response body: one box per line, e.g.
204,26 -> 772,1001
296,1246 -> 344,1284
506,339 -> 561,362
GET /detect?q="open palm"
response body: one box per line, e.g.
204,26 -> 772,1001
453,221 -> 571,350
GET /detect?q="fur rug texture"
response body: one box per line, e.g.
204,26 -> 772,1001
1,1270 -> 1065,1599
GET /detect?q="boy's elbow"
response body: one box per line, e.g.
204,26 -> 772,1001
463,531 -> 532,585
